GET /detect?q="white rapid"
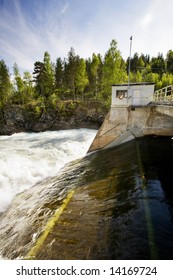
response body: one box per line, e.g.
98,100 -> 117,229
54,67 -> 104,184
0,129 -> 97,213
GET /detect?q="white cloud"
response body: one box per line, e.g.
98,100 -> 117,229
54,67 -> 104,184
118,0 -> 173,59
1,0 -> 173,74
139,13 -> 153,29
60,3 -> 69,15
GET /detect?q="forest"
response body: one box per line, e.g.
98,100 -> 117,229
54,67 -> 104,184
1,39 -> 173,111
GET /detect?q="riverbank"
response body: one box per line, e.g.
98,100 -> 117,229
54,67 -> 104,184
0,100 -> 108,135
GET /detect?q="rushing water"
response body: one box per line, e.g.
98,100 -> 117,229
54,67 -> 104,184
0,129 -> 97,213
0,131 -> 173,260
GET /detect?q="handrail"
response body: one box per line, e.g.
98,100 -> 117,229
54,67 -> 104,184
153,85 -> 173,102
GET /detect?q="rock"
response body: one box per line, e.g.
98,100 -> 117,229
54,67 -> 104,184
0,101 -> 108,135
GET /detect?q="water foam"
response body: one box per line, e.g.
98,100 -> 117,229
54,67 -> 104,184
0,129 -> 97,213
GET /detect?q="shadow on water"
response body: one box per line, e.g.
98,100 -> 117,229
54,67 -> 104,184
87,137 -> 173,260
0,137 -> 173,259
80,141 -> 151,260
136,137 -> 173,259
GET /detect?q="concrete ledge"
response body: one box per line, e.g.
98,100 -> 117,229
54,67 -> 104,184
87,105 -> 173,153
155,105 -> 173,117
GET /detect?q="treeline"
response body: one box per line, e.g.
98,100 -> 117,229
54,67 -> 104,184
1,39 -> 173,109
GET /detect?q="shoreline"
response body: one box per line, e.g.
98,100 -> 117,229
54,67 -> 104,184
0,100 -> 108,136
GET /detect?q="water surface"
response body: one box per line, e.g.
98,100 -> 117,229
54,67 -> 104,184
0,133 -> 173,260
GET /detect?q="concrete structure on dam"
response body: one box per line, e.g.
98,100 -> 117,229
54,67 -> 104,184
88,83 -> 173,153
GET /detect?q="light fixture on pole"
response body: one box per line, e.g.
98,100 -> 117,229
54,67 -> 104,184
128,36 -> 133,86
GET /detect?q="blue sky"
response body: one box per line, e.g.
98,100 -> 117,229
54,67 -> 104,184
0,0 -> 173,74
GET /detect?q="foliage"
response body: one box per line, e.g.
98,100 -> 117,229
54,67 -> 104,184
75,57 -> 88,99
33,52 -> 55,100
166,50 -> 173,74
0,60 -> 12,107
150,53 -> 166,75
86,53 -> 103,99
102,40 -> 127,97
1,40 -> 173,111
55,57 -> 63,89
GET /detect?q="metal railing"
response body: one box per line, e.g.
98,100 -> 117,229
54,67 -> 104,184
153,85 -> 173,102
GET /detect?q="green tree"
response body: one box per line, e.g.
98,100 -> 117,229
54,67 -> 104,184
33,51 -> 55,99
13,63 -> 24,92
129,52 -> 139,73
55,57 -> 64,89
33,61 -> 45,96
23,71 -> 35,101
0,60 -> 12,107
13,63 -> 25,104
160,73 -> 173,88
144,71 -> 159,86
64,47 -> 78,99
166,50 -> 173,74
88,53 -> 103,98
150,53 -> 166,76
102,39 -> 127,98
138,56 -> 145,71
131,71 -> 142,83
75,58 -> 88,99
140,54 -> 150,66
127,53 -> 146,73
141,64 -> 152,81
43,51 -> 55,96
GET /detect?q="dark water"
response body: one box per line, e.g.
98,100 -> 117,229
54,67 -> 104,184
0,137 -> 173,260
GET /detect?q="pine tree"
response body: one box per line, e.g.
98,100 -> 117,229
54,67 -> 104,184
75,58 -> 88,99
102,40 -> 127,98
23,71 -> 34,100
150,53 -> 166,76
64,47 -> 78,99
33,61 -> 45,96
13,63 -> 24,95
166,50 -> 173,74
43,51 -> 55,96
33,51 -> 55,99
55,57 -> 64,89
89,53 -> 102,98
0,60 -> 12,107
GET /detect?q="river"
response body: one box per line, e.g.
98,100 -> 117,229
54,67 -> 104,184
0,129 -> 97,213
0,130 -> 173,260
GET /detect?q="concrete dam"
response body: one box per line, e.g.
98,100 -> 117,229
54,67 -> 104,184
88,83 -> 173,153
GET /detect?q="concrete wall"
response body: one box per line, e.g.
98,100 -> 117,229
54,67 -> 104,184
87,105 -> 173,153
155,105 -> 173,117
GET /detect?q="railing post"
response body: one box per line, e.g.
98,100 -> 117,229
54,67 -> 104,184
165,87 -> 167,101
153,84 -> 173,104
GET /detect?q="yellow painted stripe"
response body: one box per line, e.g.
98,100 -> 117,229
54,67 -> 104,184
26,189 -> 75,259
136,141 -> 158,259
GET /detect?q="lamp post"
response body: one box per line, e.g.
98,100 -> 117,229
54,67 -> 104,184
127,36 -> 133,104
128,36 -> 133,86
